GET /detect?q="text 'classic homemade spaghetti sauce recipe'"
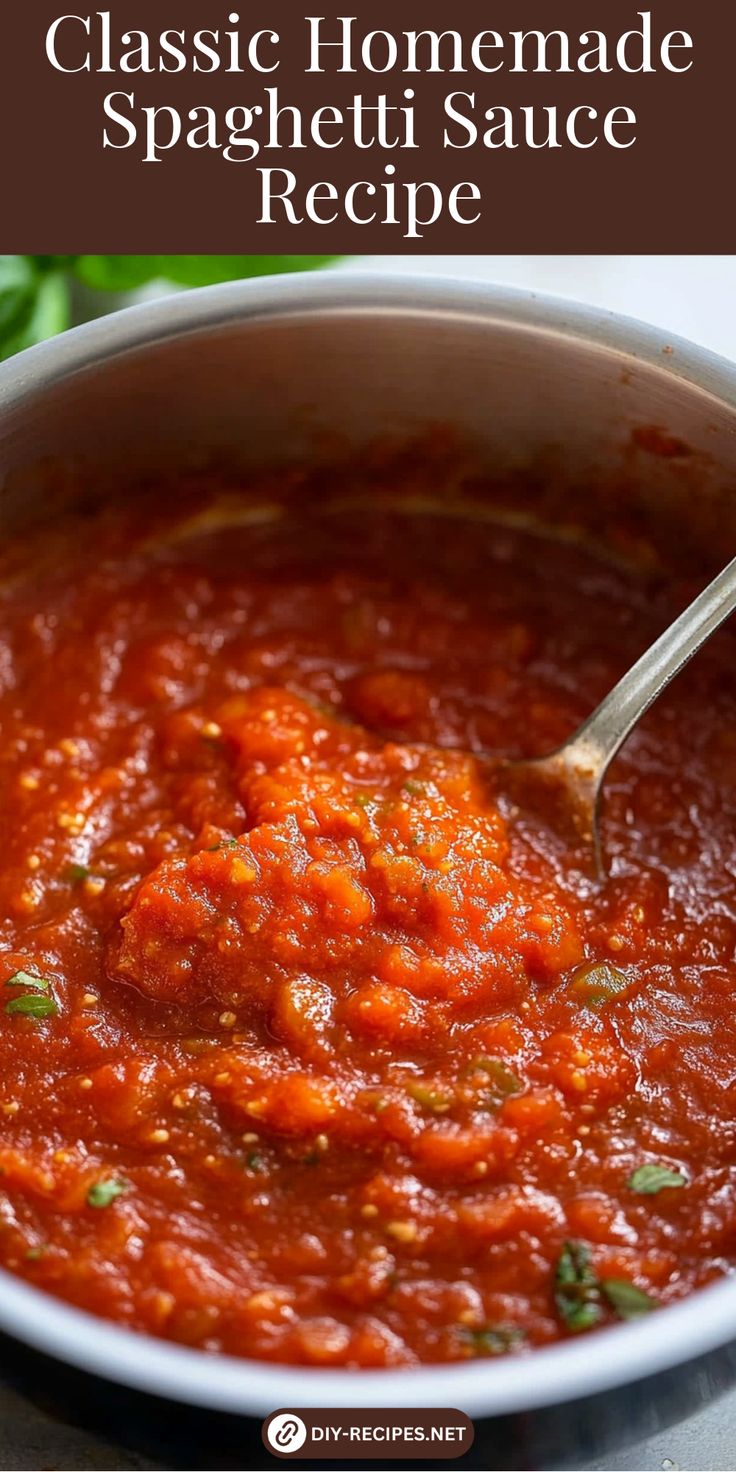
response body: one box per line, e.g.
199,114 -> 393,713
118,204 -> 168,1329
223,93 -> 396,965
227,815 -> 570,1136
0,455 -> 734,1367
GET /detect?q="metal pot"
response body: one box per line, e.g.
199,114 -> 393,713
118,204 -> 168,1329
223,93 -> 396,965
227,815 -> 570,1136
1,273 -> 736,1469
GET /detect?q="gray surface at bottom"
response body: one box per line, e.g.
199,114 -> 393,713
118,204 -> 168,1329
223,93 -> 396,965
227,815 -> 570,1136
586,1387 -> 735,1471
0,1381 -> 733,1472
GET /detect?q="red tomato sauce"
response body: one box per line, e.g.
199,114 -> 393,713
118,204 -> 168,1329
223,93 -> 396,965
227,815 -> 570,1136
0,465 -> 734,1367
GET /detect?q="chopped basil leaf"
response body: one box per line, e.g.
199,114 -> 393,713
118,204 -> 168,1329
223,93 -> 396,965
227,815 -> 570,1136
5,994 -> 58,1019
461,1324 -> 525,1357
569,962 -> 631,1008
86,1178 -> 127,1209
555,1242 -> 658,1328
5,970 -> 49,993
601,1278 -> 658,1319
628,1164 -> 687,1195
554,1241 -> 603,1332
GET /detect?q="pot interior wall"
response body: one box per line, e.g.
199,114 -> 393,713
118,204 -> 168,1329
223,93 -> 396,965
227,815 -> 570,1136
2,307 -> 736,569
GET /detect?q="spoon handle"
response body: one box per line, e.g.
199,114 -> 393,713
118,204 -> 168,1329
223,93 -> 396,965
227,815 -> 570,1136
570,552 -> 736,777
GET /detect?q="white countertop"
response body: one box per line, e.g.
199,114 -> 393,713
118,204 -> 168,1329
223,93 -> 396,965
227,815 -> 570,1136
343,255 -> 736,364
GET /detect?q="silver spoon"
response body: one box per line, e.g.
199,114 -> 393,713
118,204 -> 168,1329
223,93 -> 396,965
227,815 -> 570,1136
503,552 -> 736,875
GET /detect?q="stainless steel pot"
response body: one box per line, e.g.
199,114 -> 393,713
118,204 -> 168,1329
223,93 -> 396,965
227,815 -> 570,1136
1,273 -> 736,1468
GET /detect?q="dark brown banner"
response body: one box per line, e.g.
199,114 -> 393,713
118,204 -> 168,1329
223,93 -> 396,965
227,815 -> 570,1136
2,2 -> 733,251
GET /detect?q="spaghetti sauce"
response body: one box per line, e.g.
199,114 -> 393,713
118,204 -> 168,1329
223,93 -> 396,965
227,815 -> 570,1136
0,462 -> 734,1367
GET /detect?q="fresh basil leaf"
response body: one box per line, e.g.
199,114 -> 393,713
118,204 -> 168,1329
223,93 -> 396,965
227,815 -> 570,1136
31,256 -> 79,274
554,1240 -> 603,1332
86,1178 -> 127,1209
5,970 -> 49,993
0,257 -> 38,340
0,255 -> 340,360
158,254 -> 340,286
5,994 -> 58,1019
25,273 -> 69,341
628,1164 -> 688,1195
0,268 -> 69,363
74,254 -> 339,293
72,256 -> 169,291
601,1278 -> 658,1320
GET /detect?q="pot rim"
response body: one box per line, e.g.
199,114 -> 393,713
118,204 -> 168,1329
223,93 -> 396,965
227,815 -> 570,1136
2,269 -> 736,418
1,269 -> 735,1418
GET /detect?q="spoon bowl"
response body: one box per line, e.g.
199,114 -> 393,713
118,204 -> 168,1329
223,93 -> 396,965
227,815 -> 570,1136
503,550 -> 736,874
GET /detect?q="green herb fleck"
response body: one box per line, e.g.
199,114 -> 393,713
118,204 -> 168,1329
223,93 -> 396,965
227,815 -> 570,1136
555,1242 -> 658,1329
407,1083 -> 452,1114
569,962 -> 631,1008
86,1178 -> 127,1209
25,1245 -> 47,1261
467,1056 -> 523,1099
310,698 -> 337,719
461,1324 -> 525,1357
205,838 -> 238,853
601,1278 -> 658,1319
402,779 -> 427,797
5,994 -> 58,1019
65,863 -> 90,884
554,1241 -> 604,1332
628,1164 -> 687,1195
246,1152 -> 265,1173
5,971 -> 49,993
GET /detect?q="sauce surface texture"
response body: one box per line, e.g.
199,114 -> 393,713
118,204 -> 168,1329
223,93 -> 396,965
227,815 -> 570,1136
0,471 -> 734,1367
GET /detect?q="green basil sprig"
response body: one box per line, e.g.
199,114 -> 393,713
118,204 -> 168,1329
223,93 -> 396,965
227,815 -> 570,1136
0,254 -> 341,363
0,257 -> 69,362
